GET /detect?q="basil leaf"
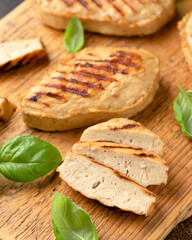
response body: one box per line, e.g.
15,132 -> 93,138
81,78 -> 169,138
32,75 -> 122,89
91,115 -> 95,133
64,17 -> 84,53
51,192 -> 98,240
0,135 -> 62,182
52,219 -> 64,240
173,85 -> 192,139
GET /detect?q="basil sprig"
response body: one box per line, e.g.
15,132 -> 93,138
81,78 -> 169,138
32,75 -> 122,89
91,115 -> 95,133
51,192 -> 98,240
64,17 -> 85,53
0,135 -> 62,182
173,85 -> 192,139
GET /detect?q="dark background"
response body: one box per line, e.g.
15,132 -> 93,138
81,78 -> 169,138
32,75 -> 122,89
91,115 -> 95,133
0,0 -> 23,18
0,0 -> 191,239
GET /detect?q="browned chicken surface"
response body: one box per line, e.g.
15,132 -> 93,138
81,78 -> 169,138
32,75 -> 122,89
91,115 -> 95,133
0,39 -> 46,71
39,0 -> 175,36
21,47 -> 159,131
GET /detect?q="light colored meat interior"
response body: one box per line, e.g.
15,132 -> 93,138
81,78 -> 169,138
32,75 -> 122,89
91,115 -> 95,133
73,141 -> 168,187
58,152 -> 156,216
80,118 -> 164,156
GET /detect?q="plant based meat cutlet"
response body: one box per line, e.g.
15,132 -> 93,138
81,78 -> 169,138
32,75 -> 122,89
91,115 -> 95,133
38,0 -> 175,36
21,47 -> 159,131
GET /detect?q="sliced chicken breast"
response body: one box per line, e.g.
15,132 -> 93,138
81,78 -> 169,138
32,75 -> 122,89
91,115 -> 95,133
0,38 -> 46,71
58,152 -> 157,216
0,98 -> 16,128
21,47 -> 159,131
39,0 -> 175,36
81,118 -> 164,156
73,141 -> 168,187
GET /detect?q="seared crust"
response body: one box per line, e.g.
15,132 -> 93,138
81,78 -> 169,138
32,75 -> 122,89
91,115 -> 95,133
21,47 -> 159,131
0,39 -> 46,71
38,0 -> 175,36
80,118 -> 164,155
178,12 -> 192,72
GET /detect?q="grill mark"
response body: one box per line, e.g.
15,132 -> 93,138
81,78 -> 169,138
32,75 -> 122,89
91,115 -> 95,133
76,59 -> 140,68
110,123 -> 139,130
134,153 -> 155,158
86,140 -> 115,143
116,51 -> 141,58
113,170 -> 157,198
26,94 -> 50,107
77,62 -> 128,74
52,76 -> 102,89
0,52 -> 44,71
110,53 -> 126,58
0,61 -> 11,71
87,157 -> 140,184
122,0 -> 137,13
92,0 -> 102,8
37,92 -> 65,100
14,57 -> 27,69
163,161 -> 168,167
41,102 -> 50,107
44,83 -> 90,97
101,145 -> 143,151
142,188 -> 157,197
46,92 -> 65,100
113,170 -> 138,183
27,94 -> 41,102
62,0 -> 73,6
0,56 -> 28,71
107,0 -> 124,16
77,0 -> 89,9
72,70 -> 118,82
26,92 -> 65,102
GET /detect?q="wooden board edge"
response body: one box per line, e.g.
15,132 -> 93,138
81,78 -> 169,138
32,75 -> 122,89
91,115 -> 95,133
158,200 -> 192,240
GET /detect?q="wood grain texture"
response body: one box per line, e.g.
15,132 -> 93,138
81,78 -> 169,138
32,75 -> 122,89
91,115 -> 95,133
0,1 -> 191,239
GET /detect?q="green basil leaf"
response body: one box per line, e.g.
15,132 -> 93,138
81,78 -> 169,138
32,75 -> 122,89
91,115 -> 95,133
51,192 -> 98,240
0,135 -> 62,182
173,85 -> 192,139
64,17 -> 84,53
52,219 -> 64,240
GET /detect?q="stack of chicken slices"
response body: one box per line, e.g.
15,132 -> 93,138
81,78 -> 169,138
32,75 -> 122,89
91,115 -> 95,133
58,118 -> 168,216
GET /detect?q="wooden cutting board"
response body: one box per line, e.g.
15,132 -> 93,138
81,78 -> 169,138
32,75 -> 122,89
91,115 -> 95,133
0,1 -> 191,239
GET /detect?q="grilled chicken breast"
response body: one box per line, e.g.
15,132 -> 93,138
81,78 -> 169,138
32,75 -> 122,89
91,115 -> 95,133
58,152 -> 157,216
81,118 -> 164,155
21,47 -> 159,131
0,39 -> 46,71
178,12 -> 192,72
0,98 -> 16,128
39,0 -> 175,36
73,141 -> 168,187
